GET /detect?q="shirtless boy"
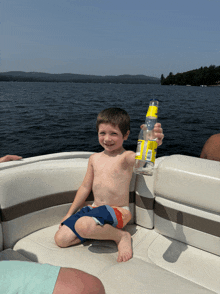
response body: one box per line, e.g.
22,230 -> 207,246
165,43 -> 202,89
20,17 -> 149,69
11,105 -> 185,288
55,108 -> 164,262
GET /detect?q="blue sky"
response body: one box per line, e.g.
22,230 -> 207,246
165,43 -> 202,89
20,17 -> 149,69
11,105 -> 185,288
1,0 -> 220,77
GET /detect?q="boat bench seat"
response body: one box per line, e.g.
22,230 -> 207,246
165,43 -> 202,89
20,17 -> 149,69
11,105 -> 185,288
0,152 -> 220,293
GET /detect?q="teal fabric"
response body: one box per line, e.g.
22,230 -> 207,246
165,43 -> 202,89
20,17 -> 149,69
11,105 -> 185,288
0,261 -> 60,294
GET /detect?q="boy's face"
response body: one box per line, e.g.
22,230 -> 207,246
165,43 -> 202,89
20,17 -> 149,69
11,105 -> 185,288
98,123 -> 129,153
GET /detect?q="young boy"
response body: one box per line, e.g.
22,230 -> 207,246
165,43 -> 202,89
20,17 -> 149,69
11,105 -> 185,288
55,108 -> 164,262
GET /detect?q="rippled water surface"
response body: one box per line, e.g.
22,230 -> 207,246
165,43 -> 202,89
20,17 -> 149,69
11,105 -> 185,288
0,82 -> 219,159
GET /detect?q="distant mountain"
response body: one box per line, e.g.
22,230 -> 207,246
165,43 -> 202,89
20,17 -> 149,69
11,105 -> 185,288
0,71 -> 160,84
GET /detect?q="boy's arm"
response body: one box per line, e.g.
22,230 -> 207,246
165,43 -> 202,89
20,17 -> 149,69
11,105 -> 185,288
60,155 -> 94,225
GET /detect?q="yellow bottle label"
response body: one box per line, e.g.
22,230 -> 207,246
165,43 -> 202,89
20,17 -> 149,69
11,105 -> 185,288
135,139 -> 145,160
145,140 -> 158,162
146,106 -> 158,118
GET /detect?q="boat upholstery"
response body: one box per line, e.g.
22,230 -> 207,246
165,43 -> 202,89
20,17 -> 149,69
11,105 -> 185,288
0,152 -> 220,293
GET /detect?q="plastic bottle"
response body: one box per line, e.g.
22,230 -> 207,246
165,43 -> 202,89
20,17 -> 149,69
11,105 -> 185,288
134,99 -> 159,176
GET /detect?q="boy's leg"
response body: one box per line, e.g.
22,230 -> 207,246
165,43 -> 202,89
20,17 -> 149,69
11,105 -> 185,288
75,216 -> 132,262
53,267 -> 105,294
54,206 -> 93,247
54,225 -> 81,248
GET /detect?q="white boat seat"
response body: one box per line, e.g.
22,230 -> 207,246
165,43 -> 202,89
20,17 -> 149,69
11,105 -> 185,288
0,152 -> 219,293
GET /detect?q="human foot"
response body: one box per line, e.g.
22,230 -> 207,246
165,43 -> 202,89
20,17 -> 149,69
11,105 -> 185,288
116,231 -> 132,262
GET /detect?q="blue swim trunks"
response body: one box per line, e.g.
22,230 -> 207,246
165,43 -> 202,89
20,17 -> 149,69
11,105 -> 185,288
62,205 -> 131,243
0,260 -> 60,294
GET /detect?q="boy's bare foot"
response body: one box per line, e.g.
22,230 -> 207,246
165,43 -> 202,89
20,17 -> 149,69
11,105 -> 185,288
116,231 -> 132,262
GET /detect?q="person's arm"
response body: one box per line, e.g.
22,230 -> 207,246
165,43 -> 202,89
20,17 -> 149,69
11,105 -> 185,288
0,155 -> 22,163
59,155 -> 94,226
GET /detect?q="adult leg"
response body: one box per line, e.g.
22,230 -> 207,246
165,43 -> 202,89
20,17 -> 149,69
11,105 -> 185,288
54,225 -> 81,248
75,216 -> 132,262
53,267 -> 105,294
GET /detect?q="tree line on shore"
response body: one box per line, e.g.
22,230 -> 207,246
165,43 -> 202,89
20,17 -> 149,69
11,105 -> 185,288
161,65 -> 220,86
1,66 -> 219,86
0,72 -> 160,84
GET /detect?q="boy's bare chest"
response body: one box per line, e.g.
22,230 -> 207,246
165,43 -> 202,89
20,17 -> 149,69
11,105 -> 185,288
92,154 -> 132,205
93,158 -> 125,177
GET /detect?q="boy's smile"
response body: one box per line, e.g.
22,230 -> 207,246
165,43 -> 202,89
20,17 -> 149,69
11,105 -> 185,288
98,123 -> 129,154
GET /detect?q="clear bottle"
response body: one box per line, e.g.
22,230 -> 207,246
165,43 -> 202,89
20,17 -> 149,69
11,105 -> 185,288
134,99 -> 159,176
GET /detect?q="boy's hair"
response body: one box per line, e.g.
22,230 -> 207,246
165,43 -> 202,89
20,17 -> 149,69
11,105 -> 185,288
96,108 -> 130,137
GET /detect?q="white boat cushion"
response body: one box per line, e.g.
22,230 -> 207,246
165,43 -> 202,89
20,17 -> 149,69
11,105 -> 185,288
99,258 -> 214,294
0,158 -> 89,209
13,224 -> 217,294
154,197 -> 220,256
147,234 -> 220,294
13,225 -> 146,274
154,155 -> 220,213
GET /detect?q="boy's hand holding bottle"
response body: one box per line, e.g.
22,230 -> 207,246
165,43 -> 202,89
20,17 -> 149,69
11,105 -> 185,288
134,99 -> 161,176
140,122 -> 163,146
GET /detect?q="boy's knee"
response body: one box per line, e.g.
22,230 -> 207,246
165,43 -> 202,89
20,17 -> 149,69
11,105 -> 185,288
54,227 -> 73,248
54,230 -> 66,247
75,216 -> 96,238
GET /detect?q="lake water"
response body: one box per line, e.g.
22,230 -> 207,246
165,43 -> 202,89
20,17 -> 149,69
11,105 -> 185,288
0,82 -> 219,159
